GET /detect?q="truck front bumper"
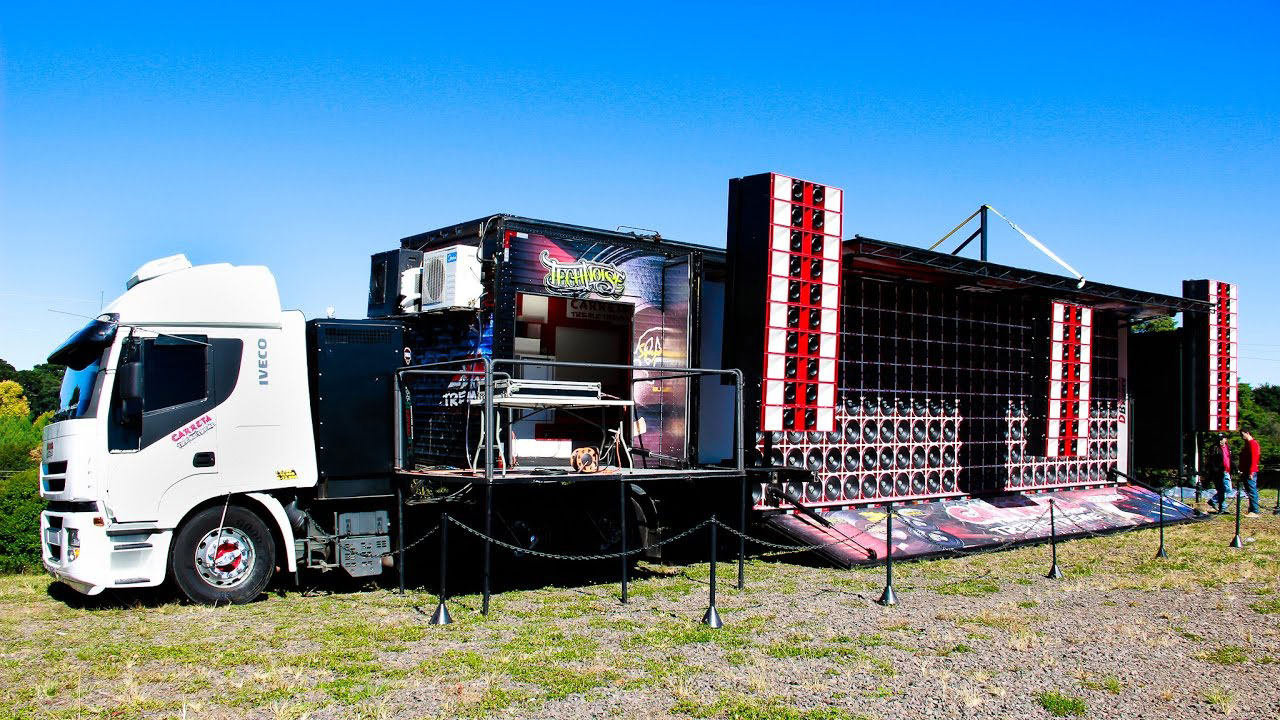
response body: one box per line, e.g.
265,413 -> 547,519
41,511 -> 172,596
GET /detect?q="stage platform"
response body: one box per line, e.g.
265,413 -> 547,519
764,484 -> 1198,567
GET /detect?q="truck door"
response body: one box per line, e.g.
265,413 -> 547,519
633,254 -> 700,466
104,333 -> 235,522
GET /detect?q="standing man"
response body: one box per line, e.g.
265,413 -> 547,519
1210,434 -> 1233,514
1240,429 -> 1262,517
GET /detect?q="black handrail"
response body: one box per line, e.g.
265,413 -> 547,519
394,356 -> 746,482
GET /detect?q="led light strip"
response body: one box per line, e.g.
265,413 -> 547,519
760,173 -> 844,432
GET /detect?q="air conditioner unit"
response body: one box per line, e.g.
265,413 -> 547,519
398,245 -> 483,314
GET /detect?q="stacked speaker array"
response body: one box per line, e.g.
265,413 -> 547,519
751,395 -> 964,509
1183,279 -> 1240,433
1044,301 -> 1092,457
1207,281 -> 1238,432
1004,400 -> 1120,490
754,277 -> 1123,506
759,173 -> 843,433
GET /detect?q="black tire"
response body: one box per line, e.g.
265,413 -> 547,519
170,504 -> 275,605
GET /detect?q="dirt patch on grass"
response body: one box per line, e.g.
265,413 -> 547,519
2,494 -> 1278,719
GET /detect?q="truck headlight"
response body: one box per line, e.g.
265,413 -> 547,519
66,529 -> 80,561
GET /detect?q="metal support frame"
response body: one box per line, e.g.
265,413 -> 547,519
430,512 -> 452,625
1229,486 -> 1244,549
876,502 -> 898,606
979,205 -> 989,262
853,238 -> 1209,314
1156,492 -> 1169,559
396,356 -> 746,615
702,514 -> 723,628
620,478 -> 629,604
396,484 -> 406,593
738,474 -> 746,590
1046,499 -> 1064,579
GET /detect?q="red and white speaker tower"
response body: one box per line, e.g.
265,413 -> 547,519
1184,279 -> 1239,434
758,174 -> 844,433
1045,302 -> 1092,457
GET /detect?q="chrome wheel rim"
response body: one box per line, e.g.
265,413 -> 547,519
194,527 -> 255,589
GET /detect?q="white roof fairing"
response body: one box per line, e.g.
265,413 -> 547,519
104,260 -> 283,326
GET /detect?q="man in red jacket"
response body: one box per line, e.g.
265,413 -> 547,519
1240,429 -> 1262,516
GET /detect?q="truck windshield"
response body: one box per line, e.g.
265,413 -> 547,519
48,314 -> 118,421
55,359 -> 103,420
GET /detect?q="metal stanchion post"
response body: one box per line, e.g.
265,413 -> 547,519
1273,473 -> 1280,515
1046,499 -> 1064,580
702,515 -> 723,628
1229,483 -> 1244,549
620,479 -> 628,604
738,475 -> 746,591
397,484 -> 407,593
430,513 -> 453,625
876,503 -> 898,606
1156,493 -> 1169,559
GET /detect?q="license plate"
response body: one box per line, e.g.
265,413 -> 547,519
44,528 -> 61,546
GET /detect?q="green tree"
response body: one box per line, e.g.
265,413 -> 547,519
1238,383 -> 1280,467
0,415 -> 40,472
0,381 -> 30,419
0,469 -> 45,573
1253,384 -> 1280,416
0,359 -> 64,418
1131,316 -> 1178,333
15,363 -> 64,417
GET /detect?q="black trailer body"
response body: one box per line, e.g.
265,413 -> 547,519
389,216 -> 738,476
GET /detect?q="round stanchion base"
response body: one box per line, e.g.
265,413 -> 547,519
1046,564 -> 1064,580
702,606 -> 723,629
429,602 -> 453,625
875,586 -> 898,607
1228,535 -> 1244,549
1155,545 -> 1169,560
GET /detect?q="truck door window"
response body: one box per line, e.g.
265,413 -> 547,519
108,334 -> 211,452
144,338 -> 208,410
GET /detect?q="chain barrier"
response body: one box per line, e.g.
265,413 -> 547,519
364,523 -> 440,559
713,515 -> 887,559
446,516 -> 713,561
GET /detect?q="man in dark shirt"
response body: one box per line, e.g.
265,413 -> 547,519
1210,435 -> 1233,514
1240,429 -> 1262,516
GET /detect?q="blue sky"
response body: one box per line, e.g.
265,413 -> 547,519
1,3 -> 1277,381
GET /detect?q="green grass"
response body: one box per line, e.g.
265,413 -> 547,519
1080,674 -> 1123,694
1205,685 -> 1238,714
672,693 -> 866,720
1036,690 -> 1088,717
1198,645 -> 1249,665
1249,595 -> 1280,614
934,577 -> 1001,596
0,504 -> 1275,718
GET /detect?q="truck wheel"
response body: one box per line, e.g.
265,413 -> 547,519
170,504 -> 276,605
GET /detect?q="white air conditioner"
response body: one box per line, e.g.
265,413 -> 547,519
398,245 -> 483,314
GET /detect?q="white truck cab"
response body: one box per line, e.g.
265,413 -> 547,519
40,255 -> 318,602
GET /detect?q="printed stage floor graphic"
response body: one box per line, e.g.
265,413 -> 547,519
764,484 -> 1197,567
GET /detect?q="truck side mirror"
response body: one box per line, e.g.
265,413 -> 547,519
117,360 -> 144,426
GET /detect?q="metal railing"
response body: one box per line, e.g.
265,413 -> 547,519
393,356 -> 745,482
